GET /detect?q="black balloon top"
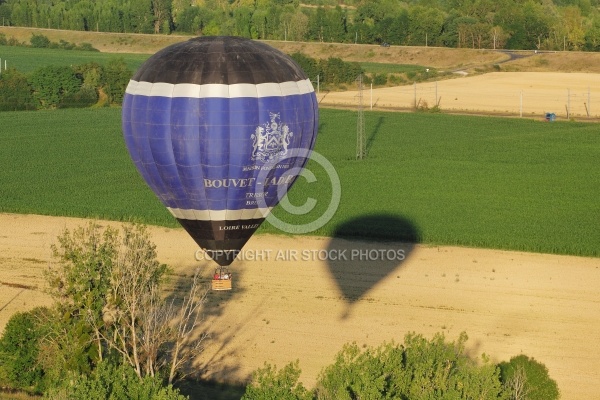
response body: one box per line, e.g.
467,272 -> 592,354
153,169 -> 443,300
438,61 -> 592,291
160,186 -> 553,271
132,36 -> 308,85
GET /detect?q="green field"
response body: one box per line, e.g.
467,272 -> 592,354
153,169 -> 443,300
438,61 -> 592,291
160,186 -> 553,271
0,45 -> 149,73
359,62 -> 432,75
0,108 -> 598,257
0,44 -> 429,77
0,44 -> 433,80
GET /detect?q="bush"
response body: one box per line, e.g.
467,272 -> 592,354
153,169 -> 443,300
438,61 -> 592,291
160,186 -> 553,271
7,36 -> 25,46
101,57 -> 132,105
319,57 -> 363,86
372,73 -> 388,86
242,361 -> 312,400
29,65 -> 82,109
30,33 -> 50,48
55,39 -> 76,50
59,86 -> 99,108
290,52 -> 320,81
242,332 -> 519,400
388,74 -> 405,85
316,342 -> 399,400
499,355 -> 559,400
316,332 -> 503,400
76,42 -> 100,52
74,62 -> 104,89
0,308 -> 48,393
0,68 -> 36,111
45,361 -> 188,400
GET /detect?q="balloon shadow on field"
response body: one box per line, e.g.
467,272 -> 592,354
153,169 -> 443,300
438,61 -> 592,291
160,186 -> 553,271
325,213 -> 420,319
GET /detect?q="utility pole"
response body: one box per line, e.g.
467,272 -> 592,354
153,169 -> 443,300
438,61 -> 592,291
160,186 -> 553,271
356,74 -> 366,160
567,88 -> 570,119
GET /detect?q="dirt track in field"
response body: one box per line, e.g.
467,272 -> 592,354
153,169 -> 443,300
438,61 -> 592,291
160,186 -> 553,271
1,213 -> 599,399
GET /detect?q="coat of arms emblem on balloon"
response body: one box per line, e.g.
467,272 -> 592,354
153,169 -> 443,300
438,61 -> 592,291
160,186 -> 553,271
251,112 -> 293,162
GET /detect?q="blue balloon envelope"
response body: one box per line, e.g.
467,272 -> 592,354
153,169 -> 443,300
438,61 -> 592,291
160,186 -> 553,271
122,36 -> 319,266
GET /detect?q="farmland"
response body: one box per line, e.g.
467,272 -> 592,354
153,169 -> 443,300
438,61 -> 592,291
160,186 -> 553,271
0,42 -> 429,78
0,44 -> 150,73
0,108 -> 598,257
1,28 -> 600,399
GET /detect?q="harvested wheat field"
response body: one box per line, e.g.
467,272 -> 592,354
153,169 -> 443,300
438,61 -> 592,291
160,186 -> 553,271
1,213 -> 599,399
320,71 -> 600,119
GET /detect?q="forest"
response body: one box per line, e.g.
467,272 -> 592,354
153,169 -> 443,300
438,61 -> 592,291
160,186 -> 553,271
0,0 -> 599,51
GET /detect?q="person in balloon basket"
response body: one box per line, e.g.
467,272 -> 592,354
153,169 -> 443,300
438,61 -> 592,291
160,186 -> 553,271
213,270 -> 231,280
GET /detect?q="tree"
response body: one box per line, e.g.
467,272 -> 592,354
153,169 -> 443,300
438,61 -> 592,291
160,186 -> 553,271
584,17 -> 600,51
46,222 -> 209,385
101,223 -> 169,378
319,57 -> 363,86
306,6 -> 326,42
242,361 -> 312,400
29,65 -> 82,109
290,52 -> 320,83
280,8 -> 309,42
355,0 -> 397,26
175,5 -> 203,34
454,16 -> 480,48
504,0 -> 551,50
503,364 -> 528,400
490,25 -> 508,49
0,309 -> 47,392
45,222 -> 117,364
30,33 -> 50,48
66,0 -> 95,31
74,62 -> 103,90
45,361 -> 188,400
316,332 -> 503,399
101,57 -> 132,104
499,355 -> 560,400
233,5 -> 254,38
251,8 -> 270,39
95,0 -> 126,32
408,6 -> 445,47
171,0 -> 191,26
560,6 -> 585,50
48,1 -> 67,30
0,67 -> 35,111
0,3 -> 12,25
322,6 -> 347,43
379,12 -> 410,45
152,0 -> 172,33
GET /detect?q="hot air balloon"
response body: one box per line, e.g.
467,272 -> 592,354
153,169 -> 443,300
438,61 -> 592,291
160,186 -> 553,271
122,36 -> 319,289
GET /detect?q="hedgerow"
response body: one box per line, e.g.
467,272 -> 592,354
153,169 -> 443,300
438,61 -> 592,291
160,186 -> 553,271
242,332 -> 559,399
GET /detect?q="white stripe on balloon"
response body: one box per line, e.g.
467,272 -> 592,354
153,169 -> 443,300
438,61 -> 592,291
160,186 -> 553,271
167,207 -> 273,221
126,78 -> 315,98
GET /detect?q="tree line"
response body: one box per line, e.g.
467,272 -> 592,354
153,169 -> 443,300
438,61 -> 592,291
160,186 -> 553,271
0,61 -> 130,111
0,0 -> 599,51
0,33 -> 369,112
243,335 -> 560,400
